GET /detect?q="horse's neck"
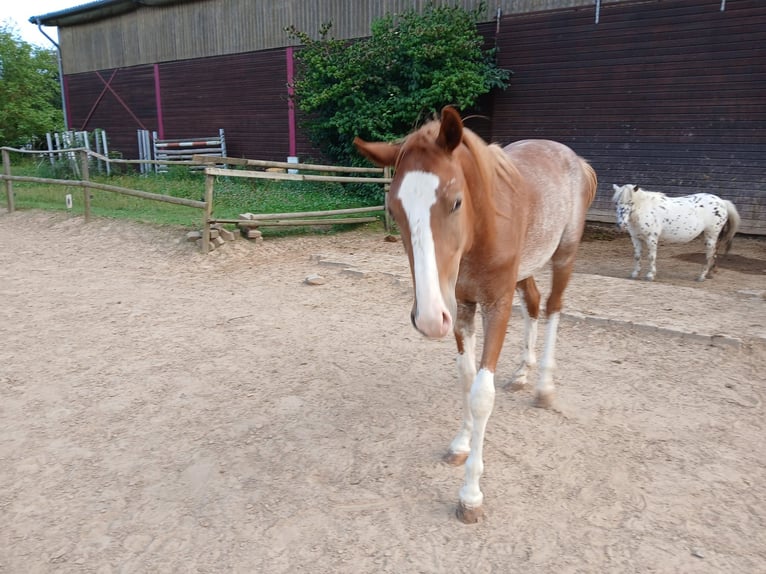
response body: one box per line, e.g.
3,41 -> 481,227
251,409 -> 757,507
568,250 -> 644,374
633,188 -> 663,207
460,149 -> 528,261
460,149 -> 504,228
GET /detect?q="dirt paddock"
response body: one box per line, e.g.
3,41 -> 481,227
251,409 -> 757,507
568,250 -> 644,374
1,210 -> 764,573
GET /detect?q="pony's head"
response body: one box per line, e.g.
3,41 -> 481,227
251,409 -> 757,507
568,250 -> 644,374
354,107 -> 474,339
612,184 -> 639,230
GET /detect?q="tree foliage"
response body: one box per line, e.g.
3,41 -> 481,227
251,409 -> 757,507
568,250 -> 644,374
0,24 -> 63,147
286,2 -> 511,165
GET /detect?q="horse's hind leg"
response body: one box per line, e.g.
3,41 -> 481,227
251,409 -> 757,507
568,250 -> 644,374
505,277 -> 540,392
535,255 -> 578,409
445,301 -> 478,466
698,230 -> 718,281
697,230 -> 723,281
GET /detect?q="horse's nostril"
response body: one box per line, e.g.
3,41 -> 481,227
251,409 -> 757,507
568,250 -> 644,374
442,311 -> 452,335
410,310 -> 417,329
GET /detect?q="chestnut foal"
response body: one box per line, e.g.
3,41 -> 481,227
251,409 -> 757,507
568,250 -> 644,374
355,107 -> 597,523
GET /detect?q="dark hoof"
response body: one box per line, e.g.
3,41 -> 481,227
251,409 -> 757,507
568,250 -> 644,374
443,451 -> 469,466
534,391 -> 555,409
505,380 -> 527,392
456,501 -> 483,524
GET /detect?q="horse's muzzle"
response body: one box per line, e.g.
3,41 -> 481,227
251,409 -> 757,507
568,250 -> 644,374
411,305 -> 453,339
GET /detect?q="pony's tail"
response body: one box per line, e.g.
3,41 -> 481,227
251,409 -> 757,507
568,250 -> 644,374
718,200 -> 741,255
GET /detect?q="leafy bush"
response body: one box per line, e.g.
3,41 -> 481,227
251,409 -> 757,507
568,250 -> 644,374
0,25 -> 63,147
286,2 -> 510,166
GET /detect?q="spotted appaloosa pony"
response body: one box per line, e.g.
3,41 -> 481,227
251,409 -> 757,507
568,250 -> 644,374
612,184 -> 740,282
354,107 -> 597,523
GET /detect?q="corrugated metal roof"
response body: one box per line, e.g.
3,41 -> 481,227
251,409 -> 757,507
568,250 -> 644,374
29,0 -> 187,27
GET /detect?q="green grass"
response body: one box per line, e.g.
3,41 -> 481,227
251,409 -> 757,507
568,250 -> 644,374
1,157 -> 385,235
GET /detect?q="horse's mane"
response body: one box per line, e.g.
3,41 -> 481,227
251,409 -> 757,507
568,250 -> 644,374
614,185 -> 666,208
394,117 -> 520,219
459,127 -> 521,219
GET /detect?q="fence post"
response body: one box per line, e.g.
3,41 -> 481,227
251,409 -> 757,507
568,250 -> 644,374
202,172 -> 215,253
101,131 -> 111,176
383,166 -> 392,232
2,149 -> 14,213
80,149 -> 91,222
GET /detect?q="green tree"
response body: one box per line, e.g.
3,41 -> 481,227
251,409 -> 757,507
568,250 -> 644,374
0,24 -> 63,147
287,2 -> 510,166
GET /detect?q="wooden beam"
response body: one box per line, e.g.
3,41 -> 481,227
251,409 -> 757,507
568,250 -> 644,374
205,166 -> 389,184
193,154 -> 384,175
236,206 -> 383,220
238,217 -> 378,227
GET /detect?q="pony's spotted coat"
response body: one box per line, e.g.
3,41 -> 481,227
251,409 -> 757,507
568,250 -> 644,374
355,107 -> 597,523
612,184 -> 740,281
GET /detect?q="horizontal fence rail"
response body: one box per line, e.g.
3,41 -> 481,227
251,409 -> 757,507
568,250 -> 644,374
152,129 -> 226,173
199,154 -> 392,250
1,147 -> 393,253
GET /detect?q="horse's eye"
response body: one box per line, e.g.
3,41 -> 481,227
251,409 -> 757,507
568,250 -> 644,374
451,197 -> 463,213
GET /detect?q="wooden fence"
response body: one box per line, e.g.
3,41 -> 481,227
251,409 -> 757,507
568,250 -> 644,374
150,129 -> 227,173
193,154 -> 391,252
1,147 -> 391,253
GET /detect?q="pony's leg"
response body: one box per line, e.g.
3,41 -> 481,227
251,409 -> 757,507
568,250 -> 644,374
445,301 -> 477,466
697,231 -> 718,281
506,277 -> 540,391
629,234 -> 642,279
456,298 -> 512,524
645,235 -> 659,281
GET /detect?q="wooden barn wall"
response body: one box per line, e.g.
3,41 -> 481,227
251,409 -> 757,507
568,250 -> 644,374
157,49 -> 289,162
66,66 -> 157,160
66,50 -> 293,162
57,0 -> 636,75
490,0 -> 766,234
60,0 -> 764,233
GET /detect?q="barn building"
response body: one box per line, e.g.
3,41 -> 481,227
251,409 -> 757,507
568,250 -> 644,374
32,0 -> 765,233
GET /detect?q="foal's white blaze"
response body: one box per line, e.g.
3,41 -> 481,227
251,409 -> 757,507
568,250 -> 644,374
399,171 -> 452,338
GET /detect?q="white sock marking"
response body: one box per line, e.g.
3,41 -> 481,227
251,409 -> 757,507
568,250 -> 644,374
459,368 -> 495,509
451,331 -> 476,455
537,312 -> 560,397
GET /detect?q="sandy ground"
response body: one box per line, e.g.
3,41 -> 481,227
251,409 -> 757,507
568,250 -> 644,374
1,210 -> 765,573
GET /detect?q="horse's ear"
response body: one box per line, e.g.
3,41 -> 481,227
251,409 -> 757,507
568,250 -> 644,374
437,106 -> 463,153
612,184 -> 620,192
633,185 -> 640,191
353,137 -> 400,168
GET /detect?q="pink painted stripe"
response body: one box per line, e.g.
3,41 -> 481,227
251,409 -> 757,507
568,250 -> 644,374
286,46 -> 296,157
154,64 -> 164,140
156,140 -> 220,148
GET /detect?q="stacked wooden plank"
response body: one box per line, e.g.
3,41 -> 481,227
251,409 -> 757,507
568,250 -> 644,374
186,223 -> 238,250
235,208 -> 379,232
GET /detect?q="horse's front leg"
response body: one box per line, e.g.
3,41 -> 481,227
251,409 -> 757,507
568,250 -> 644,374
645,234 -> 659,281
445,301 -> 477,466
456,299 -> 512,524
629,233 -> 643,279
506,277 -> 540,391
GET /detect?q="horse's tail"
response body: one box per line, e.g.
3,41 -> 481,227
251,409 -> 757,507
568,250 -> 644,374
718,199 -> 741,255
581,160 -> 598,208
